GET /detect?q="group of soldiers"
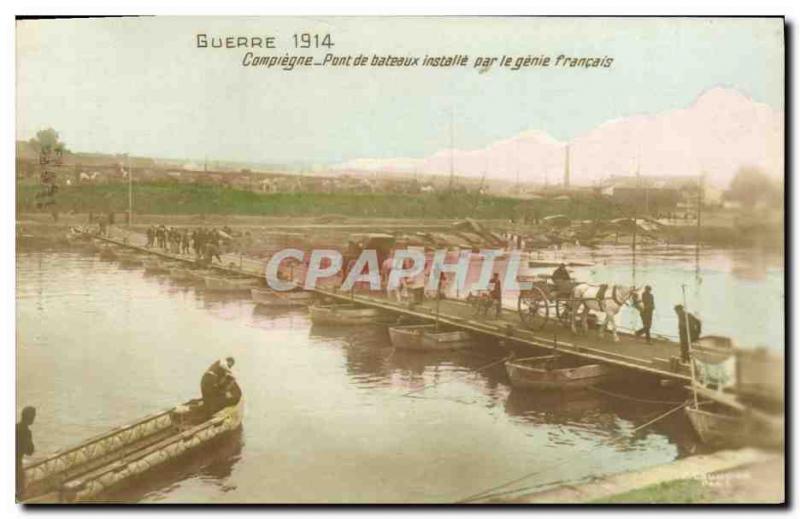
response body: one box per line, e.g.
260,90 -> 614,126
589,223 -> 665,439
144,225 -> 226,264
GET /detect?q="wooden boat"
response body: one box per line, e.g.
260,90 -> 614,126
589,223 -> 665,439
388,324 -> 474,351
98,246 -> 118,260
250,287 -> 313,307
117,253 -> 144,268
684,385 -> 784,450
203,275 -> 261,292
143,258 -> 170,273
168,267 -> 200,282
504,354 -> 613,391
21,387 -> 244,503
309,303 -> 386,326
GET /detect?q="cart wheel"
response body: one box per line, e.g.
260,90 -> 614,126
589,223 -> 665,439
556,300 -> 573,326
518,286 -> 548,330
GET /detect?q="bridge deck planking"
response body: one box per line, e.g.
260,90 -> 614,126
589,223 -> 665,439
92,228 -> 691,382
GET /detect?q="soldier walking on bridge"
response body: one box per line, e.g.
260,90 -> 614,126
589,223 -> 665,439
489,272 -> 502,319
634,285 -> 655,344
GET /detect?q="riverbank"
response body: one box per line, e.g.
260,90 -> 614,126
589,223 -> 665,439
496,448 -> 784,504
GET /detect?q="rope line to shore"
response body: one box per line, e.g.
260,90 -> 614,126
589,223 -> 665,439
585,385 -> 687,405
400,355 -> 511,398
457,400 -> 689,504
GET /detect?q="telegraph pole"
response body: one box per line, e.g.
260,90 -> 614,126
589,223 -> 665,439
127,154 -> 133,226
448,109 -> 455,192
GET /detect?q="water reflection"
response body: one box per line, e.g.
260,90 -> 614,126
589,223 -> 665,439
101,428 -> 244,503
15,247 -> 724,502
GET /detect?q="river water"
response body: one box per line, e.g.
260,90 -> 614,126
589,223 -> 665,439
15,245 -> 782,503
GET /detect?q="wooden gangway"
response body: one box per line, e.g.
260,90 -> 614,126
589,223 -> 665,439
86,227 -> 692,383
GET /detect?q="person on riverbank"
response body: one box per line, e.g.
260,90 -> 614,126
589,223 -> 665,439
489,272 -> 502,318
675,305 -> 702,363
635,285 -> 655,344
16,406 -> 36,500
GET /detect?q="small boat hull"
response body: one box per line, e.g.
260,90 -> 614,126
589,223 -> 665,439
169,267 -> 197,281
309,304 -> 385,326
22,395 -> 244,503
118,254 -> 144,268
685,403 -> 783,450
505,355 -> 613,391
388,324 -> 474,351
143,259 -> 170,273
98,247 -> 118,260
203,276 -> 260,292
251,288 -> 313,307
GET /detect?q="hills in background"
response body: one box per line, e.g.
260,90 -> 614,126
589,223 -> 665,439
333,87 -> 784,189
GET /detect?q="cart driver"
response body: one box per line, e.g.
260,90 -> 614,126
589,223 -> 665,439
552,263 -> 572,297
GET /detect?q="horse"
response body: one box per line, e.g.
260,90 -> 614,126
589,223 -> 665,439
569,283 -> 638,342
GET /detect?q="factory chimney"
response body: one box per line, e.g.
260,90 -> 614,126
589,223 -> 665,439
563,143 -> 571,188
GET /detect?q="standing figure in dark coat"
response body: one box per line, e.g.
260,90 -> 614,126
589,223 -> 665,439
675,304 -> 702,363
489,273 -> 502,318
635,285 -> 655,344
16,406 -> 36,501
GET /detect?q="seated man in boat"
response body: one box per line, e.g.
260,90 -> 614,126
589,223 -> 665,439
551,263 -> 572,297
200,357 -> 240,415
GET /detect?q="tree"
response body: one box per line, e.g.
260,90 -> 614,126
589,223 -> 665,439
28,128 -> 67,156
727,167 -> 782,209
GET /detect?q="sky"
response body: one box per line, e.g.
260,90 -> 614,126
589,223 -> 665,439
16,16 -> 784,166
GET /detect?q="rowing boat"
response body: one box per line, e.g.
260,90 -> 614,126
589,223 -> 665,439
117,254 -> 144,268
169,267 -> 200,282
684,401 -> 783,450
388,324 -> 474,351
309,303 -> 387,326
98,246 -> 118,260
203,275 -> 261,292
21,387 -> 244,503
504,354 -> 613,391
143,258 -> 171,273
250,288 -> 313,307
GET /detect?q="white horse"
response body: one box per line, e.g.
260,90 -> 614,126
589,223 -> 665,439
569,283 -> 638,342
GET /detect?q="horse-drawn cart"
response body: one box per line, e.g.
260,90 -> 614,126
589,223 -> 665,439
516,274 -> 580,330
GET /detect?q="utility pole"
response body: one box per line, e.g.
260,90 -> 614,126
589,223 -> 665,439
682,284 -> 700,408
127,154 -> 133,227
695,173 -> 704,282
448,109 -> 455,192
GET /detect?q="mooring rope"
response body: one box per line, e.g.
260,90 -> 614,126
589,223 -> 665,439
457,400 -> 689,504
585,385 -> 687,406
400,355 -> 511,398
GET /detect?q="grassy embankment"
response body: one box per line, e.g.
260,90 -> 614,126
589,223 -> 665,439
592,479 -> 710,504
16,183 -> 622,220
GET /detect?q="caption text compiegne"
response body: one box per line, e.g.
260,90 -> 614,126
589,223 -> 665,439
195,33 -> 615,72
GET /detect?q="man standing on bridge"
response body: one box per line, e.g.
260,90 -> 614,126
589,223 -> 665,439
489,272 -> 502,319
675,304 -> 702,363
635,285 -> 655,344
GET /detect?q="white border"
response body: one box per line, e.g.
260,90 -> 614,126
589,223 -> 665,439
3,2 -> 795,518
